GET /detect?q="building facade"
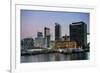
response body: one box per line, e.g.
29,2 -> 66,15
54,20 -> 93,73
55,23 -> 61,41
21,38 -> 34,50
34,32 -> 45,48
54,41 -> 77,49
44,27 -> 51,48
37,32 -> 43,38
70,21 -> 87,49
54,34 -> 77,49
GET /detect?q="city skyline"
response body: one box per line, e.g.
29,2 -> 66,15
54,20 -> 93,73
21,10 -> 89,40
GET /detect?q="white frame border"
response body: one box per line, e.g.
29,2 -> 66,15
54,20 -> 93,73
11,3 -> 96,73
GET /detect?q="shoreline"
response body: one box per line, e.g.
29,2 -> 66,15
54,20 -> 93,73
21,49 -> 89,56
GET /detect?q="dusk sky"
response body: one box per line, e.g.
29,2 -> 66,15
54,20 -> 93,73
21,10 -> 89,40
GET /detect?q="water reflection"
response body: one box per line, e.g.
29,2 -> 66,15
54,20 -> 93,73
21,52 -> 89,63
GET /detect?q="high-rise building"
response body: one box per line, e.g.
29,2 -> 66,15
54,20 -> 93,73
34,32 -> 45,48
70,21 -> 87,49
55,23 -> 61,41
44,27 -> 50,48
37,32 -> 43,38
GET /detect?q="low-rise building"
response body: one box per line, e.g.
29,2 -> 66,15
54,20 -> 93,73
54,34 -> 77,49
54,41 -> 77,49
21,38 -> 34,50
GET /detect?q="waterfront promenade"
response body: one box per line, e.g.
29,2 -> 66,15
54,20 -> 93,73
21,48 -> 89,56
